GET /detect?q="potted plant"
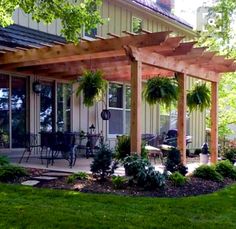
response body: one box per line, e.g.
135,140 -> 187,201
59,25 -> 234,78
187,82 -> 210,112
200,143 -> 210,164
142,77 -> 178,108
76,70 -> 108,107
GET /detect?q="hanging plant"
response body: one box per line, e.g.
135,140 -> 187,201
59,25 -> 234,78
76,70 -> 108,107
142,77 -> 178,108
187,82 -> 210,112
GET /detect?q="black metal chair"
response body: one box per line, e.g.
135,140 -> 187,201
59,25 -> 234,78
19,133 -> 40,163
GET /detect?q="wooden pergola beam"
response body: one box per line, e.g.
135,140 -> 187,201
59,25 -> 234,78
0,31 -> 171,67
130,59 -> 142,155
210,82 -> 218,163
131,47 -> 220,82
1,50 -> 127,70
177,73 -> 187,165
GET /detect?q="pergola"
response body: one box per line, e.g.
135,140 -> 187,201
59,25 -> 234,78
0,30 -> 235,164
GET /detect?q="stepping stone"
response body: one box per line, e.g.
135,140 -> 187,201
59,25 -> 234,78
43,172 -> 72,177
33,176 -> 58,181
21,180 -> 40,186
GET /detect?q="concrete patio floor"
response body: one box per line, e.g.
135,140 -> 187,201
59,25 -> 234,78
2,150 -> 201,176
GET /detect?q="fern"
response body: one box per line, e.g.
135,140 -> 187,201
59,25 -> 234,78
142,77 -> 178,109
187,82 -> 210,112
76,70 -> 107,107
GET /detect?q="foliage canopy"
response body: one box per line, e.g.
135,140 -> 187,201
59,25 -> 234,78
0,0 -> 103,43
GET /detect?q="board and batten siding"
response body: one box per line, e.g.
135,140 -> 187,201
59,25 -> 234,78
12,0 -> 204,148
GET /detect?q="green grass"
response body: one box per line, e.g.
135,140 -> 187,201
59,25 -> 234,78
1,184 -> 236,229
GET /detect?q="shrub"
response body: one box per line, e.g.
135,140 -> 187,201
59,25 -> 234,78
0,156 -> 9,166
115,135 -> 147,160
169,172 -> 187,186
90,144 -> 118,180
215,160 -> 236,180
0,164 -> 28,183
223,148 -> 236,164
165,148 -> 188,176
123,155 -> 150,177
194,148 -> 202,156
193,165 -> 223,182
111,176 -> 127,189
123,155 -> 165,190
67,172 -> 88,184
136,166 -> 166,190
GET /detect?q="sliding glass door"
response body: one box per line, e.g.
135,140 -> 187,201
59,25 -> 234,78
40,82 -> 71,132
11,77 -> 27,148
0,75 -> 10,148
0,74 -> 27,149
40,82 -> 54,132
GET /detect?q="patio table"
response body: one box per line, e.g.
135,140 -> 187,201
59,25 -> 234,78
40,132 -> 77,168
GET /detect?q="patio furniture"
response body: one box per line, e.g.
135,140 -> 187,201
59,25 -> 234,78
142,133 -> 165,148
43,132 -> 77,168
85,133 -> 100,158
145,145 -> 163,164
19,133 -> 40,163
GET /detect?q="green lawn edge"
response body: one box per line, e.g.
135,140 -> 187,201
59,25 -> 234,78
0,183 -> 236,228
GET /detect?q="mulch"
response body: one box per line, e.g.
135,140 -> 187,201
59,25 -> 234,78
5,167 -> 235,198
35,174 -> 235,198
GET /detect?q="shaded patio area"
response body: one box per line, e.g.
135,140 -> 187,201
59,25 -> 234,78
6,150 -> 201,175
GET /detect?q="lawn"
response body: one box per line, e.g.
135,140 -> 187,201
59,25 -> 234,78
0,184 -> 236,229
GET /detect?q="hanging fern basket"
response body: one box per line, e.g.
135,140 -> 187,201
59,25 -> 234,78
187,82 -> 210,112
142,77 -> 179,108
76,70 -> 108,107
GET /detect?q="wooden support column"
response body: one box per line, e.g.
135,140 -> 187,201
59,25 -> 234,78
210,82 -> 218,164
130,60 -> 142,155
177,73 -> 187,165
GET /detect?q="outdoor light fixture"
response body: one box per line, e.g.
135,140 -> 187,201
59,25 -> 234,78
101,109 -> 111,121
32,81 -> 42,94
89,124 -> 96,133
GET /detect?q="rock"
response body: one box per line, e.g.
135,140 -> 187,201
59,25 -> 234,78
21,180 -> 40,186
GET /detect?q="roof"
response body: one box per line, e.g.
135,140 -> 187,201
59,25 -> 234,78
0,24 -> 66,52
129,0 -> 193,29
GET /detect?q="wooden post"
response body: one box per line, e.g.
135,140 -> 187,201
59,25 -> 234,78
177,73 -> 187,165
130,60 -> 142,155
210,82 -> 218,164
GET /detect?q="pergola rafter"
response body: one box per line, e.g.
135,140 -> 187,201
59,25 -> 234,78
0,30 -> 235,164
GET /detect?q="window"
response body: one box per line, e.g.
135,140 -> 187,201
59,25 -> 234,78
57,83 -> 72,132
85,28 -> 97,38
132,17 -> 142,34
108,83 -> 131,135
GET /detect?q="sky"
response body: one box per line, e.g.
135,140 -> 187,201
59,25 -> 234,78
151,0 -> 218,29
174,0 -> 220,29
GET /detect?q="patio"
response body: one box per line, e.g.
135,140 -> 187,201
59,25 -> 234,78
6,150 -> 200,175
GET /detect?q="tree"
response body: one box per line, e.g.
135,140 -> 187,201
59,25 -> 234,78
198,0 -> 236,138
0,0 -> 103,43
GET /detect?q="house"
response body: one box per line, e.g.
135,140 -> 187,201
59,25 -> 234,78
0,0 -> 209,153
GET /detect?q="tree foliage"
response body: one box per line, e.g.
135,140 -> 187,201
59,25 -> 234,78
0,0 -> 103,43
198,0 -> 236,138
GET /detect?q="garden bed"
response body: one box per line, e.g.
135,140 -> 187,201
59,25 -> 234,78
35,174 -> 235,198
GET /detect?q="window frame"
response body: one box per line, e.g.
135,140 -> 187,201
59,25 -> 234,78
107,82 -> 131,139
131,16 -> 143,34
